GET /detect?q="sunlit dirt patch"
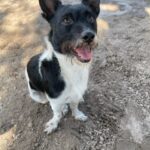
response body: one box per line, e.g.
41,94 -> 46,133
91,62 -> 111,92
0,65 -> 7,75
145,7 -> 150,15
100,4 -> 119,12
100,0 -> 132,17
96,18 -> 109,41
0,126 -> 16,150
97,19 -> 109,31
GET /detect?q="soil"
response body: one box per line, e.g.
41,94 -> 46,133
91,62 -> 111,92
0,0 -> 150,150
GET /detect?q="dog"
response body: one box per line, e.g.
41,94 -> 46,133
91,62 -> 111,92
25,0 -> 100,134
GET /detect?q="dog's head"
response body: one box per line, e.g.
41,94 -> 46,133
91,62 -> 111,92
39,0 -> 100,63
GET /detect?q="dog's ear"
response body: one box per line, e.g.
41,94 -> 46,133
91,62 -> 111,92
82,0 -> 100,16
39,0 -> 62,21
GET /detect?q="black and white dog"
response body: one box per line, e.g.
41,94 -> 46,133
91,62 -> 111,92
25,0 -> 100,134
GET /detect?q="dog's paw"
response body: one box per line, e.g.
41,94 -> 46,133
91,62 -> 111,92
74,110 -> 88,121
62,104 -> 68,116
44,120 -> 58,134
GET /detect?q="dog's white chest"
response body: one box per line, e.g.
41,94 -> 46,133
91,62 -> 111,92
56,55 -> 91,102
65,66 -> 89,102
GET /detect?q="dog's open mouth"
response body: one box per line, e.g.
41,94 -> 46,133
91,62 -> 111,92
74,45 -> 93,63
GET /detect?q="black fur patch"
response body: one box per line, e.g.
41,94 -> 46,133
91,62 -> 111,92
27,54 -> 65,98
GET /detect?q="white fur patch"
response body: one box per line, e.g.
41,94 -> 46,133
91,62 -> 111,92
54,50 -> 91,102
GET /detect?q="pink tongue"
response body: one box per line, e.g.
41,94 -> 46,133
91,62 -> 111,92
75,47 -> 92,60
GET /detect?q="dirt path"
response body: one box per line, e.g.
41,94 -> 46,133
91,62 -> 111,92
0,0 -> 150,149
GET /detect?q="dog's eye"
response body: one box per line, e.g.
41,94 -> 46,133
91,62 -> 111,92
87,15 -> 95,23
62,16 -> 73,25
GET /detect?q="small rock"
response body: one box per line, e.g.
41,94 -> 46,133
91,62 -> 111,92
28,122 -> 32,128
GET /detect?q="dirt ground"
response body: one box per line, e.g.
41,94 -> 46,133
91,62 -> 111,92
0,0 -> 150,150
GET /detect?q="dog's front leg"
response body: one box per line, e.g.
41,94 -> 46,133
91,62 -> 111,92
70,101 -> 88,121
44,96 -> 64,134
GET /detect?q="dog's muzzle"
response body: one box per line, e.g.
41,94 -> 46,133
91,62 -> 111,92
73,31 -> 97,63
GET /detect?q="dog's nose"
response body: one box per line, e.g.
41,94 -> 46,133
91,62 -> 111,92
82,32 -> 95,43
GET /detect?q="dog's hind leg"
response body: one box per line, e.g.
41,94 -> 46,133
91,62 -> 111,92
29,87 -> 48,104
25,68 -> 48,104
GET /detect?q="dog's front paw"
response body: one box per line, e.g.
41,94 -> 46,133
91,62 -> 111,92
74,110 -> 88,121
44,120 -> 58,134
